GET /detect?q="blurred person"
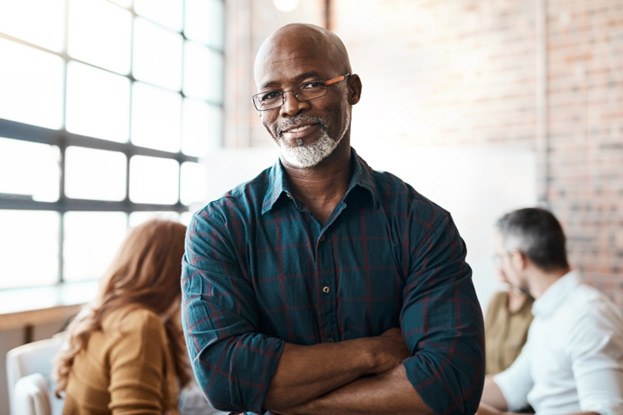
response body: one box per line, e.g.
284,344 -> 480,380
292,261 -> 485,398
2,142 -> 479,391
477,207 -> 623,415
181,23 -> 485,415
484,256 -> 534,375
54,219 -> 192,414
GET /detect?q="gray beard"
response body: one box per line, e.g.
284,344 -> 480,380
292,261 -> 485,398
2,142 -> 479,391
279,132 -> 339,168
277,113 -> 350,168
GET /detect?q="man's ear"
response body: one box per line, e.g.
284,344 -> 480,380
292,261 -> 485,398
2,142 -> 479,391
347,74 -> 362,105
510,250 -> 528,271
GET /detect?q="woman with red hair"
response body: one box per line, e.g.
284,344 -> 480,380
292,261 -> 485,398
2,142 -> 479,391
55,219 -> 191,414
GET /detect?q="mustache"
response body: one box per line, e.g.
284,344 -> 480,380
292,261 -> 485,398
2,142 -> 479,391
276,115 -> 326,136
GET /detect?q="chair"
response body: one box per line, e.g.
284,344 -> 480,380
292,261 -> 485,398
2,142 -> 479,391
13,373 -> 51,415
6,335 -> 65,415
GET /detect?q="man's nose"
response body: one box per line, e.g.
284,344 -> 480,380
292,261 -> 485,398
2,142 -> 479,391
280,90 -> 310,116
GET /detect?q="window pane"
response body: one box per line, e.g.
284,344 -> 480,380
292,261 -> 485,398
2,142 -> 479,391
0,211 -> 59,289
0,0 -> 65,52
66,62 -> 130,142
182,98 -> 217,157
129,156 -> 179,204
133,18 -> 183,91
180,161 -> 208,206
183,43 -> 223,103
67,0 -> 132,73
0,138 -> 60,202
0,38 -> 64,129
207,50 -> 224,103
64,212 -> 128,282
65,147 -> 127,201
185,0 -> 224,48
132,82 -> 182,152
129,211 -> 180,227
134,0 -> 183,31
183,41 -> 223,101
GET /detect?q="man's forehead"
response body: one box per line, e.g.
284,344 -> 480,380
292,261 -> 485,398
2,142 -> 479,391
254,25 -> 341,82
255,55 -> 327,85
255,50 -> 330,88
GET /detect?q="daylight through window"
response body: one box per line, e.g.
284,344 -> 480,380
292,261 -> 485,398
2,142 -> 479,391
0,0 -> 225,289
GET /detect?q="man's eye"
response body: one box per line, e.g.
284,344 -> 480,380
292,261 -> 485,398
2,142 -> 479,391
260,91 -> 281,101
301,81 -> 325,90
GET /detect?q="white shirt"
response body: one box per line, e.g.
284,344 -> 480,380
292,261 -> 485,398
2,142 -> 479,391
494,271 -> 623,415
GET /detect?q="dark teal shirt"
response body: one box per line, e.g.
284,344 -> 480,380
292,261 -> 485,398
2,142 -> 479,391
181,149 -> 484,414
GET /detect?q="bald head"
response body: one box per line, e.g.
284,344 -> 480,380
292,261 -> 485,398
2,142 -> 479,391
254,23 -> 352,87
251,23 -> 362,170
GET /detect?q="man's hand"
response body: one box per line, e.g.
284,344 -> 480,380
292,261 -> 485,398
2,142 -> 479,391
370,328 -> 411,374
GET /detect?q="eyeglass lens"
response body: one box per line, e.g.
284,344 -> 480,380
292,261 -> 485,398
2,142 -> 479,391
254,82 -> 328,110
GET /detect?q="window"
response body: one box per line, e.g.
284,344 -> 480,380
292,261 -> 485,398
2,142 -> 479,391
0,0 -> 225,289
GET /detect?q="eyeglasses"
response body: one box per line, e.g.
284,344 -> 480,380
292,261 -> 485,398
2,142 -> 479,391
252,74 -> 350,111
492,251 -> 515,267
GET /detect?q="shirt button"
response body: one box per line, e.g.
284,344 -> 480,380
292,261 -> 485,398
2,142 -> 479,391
322,286 -> 330,294
319,235 -> 325,242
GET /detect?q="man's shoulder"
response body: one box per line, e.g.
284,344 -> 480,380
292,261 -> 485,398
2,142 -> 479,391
369,168 -> 452,223
196,166 -> 274,215
557,282 -> 623,330
564,281 -> 611,308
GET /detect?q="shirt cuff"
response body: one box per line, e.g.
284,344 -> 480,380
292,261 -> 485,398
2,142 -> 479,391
493,371 -> 528,411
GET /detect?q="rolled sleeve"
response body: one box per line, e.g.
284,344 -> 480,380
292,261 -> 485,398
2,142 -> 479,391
400,209 -> 485,415
181,209 -> 284,414
493,345 -> 533,412
569,310 -> 623,415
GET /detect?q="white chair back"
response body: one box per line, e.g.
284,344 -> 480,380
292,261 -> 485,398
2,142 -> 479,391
13,373 -> 51,415
6,335 -> 65,415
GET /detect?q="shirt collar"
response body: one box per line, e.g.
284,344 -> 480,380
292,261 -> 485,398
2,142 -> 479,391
261,148 -> 381,214
347,148 -> 380,207
261,158 -> 288,214
532,270 -> 580,318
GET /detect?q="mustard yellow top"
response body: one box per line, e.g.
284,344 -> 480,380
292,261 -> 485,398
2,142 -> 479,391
62,307 -> 180,415
484,290 -> 534,375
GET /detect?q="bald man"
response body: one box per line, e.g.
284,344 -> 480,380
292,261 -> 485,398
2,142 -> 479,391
182,23 -> 485,415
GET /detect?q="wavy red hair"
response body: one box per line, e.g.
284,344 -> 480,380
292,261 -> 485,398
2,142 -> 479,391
54,218 -> 191,395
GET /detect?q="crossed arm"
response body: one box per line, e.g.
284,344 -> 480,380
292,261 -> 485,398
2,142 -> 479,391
264,328 -> 433,414
182,202 -> 484,414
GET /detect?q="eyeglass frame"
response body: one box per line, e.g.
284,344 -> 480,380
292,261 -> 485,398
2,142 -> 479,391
492,250 -> 520,268
251,73 -> 351,111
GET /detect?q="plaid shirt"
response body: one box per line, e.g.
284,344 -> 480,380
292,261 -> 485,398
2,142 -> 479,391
181,149 -> 485,414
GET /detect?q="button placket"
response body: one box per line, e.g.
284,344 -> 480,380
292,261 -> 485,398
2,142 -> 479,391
315,227 -> 337,343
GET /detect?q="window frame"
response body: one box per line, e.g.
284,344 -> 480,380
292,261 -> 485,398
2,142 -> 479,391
0,0 -> 225,287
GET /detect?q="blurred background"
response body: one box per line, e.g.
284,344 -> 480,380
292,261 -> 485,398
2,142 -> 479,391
0,0 -> 622,412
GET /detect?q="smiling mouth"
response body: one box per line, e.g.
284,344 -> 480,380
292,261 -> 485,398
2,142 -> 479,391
280,123 -> 320,141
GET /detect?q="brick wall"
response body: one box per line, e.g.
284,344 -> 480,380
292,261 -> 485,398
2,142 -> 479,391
330,0 -> 623,303
230,0 -> 623,304
545,0 -> 623,303
332,0 -> 539,149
